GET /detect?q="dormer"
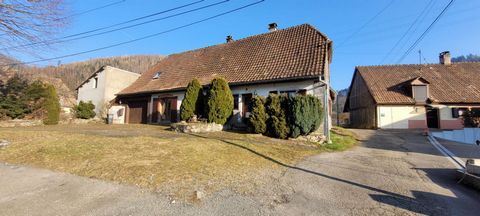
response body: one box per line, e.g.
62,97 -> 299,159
410,77 -> 430,104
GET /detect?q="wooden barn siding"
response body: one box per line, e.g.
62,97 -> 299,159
348,72 -> 377,128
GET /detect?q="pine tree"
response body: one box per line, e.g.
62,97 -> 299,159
248,96 -> 267,134
180,78 -> 204,121
206,77 -> 233,124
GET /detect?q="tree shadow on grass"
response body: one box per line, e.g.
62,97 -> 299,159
186,133 -> 466,215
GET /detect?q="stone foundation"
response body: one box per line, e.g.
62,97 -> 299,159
171,122 -> 223,133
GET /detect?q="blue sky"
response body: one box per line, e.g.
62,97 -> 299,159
9,0 -> 480,90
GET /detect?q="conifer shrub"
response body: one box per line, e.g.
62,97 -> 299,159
247,96 -> 267,134
42,84 -> 60,125
75,100 -> 96,119
180,78 -> 204,121
265,94 -> 290,139
288,95 -> 323,138
206,77 -> 234,124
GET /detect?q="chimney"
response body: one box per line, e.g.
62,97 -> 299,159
226,35 -> 233,43
439,51 -> 451,65
268,23 -> 278,32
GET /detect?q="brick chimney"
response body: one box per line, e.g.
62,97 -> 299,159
226,35 -> 233,43
439,51 -> 451,65
268,23 -> 278,32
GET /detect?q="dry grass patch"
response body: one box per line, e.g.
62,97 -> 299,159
0,125 -> 327,199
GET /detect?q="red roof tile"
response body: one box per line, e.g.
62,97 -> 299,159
356,62 -> 480,104
118,24 -> 331,95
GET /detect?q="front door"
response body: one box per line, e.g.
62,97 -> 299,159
426,108 -> 439,128
153,97 -> 178,123
242,94 -> 253,118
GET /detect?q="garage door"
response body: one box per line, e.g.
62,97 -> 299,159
128,101 -> 148,124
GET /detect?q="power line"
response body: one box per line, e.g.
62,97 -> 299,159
2,0 -> 207,50
335,0 -> 395,49
0,0 -> 265,67
0,0 -> 127,37
396,0 -> 456,63
3,0 -> 228,51
380,0 -> 434,64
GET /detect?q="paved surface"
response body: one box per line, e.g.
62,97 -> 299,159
436,138 -> 480,162
1,130 -> 480,215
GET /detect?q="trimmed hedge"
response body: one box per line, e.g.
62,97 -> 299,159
206,77 -> 234,124
42,84 -> 60,125
248,93 -> 324,139
248,96 -> 267,134
75,101 -> 96,119
288,95 -> 323,138
180,78 -> 204,121
265,94 -> 290,139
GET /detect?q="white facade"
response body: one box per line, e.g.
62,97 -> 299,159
377,105 -> 426,129
77,66 -> 140,118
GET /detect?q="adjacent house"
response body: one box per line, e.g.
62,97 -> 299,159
76,66 -> 140,119
344,51 -> 480,129
116,23 -> 334,133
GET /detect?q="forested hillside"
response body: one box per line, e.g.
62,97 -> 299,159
18,55 -> 163,91
0,55 -> 163,107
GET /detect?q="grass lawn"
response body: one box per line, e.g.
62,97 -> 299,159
0,124 -> 356,199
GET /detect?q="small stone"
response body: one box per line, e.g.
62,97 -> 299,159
171,200 -> 176,204
0,140 -> 10,148
194,190 -> 204,200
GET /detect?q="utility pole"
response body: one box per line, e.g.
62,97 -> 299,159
419,50 -> 422,64
317,77 -> 331,144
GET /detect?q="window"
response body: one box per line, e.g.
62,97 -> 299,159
412,85 -> 427,102
93,77 -> 98,88
452,108 -> 467,118
153,72 -> 162,79
269,90 -> 278,95
297,89 -> 307,96
233,94 -> 239,110
280,90 -> 296,97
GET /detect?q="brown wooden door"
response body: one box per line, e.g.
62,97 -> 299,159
170,97 -> 178,122
242,94 -> 253,117
128,101 -> 148,124
152,98 -> 160,123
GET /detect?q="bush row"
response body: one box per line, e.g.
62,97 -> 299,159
180,77 -> 233,125
248,94 -> 323,139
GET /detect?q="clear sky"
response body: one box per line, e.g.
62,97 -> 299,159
9,0 -> 480,90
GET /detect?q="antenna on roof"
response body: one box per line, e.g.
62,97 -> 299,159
418,50 -> 422,64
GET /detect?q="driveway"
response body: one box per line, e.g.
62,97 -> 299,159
1,129 -> 479,215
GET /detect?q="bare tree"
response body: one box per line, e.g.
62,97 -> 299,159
0,0 -> 68,54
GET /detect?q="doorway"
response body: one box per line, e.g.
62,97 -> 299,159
152,97 -> 177,123
241,93 -> 253,119
426,108 -> 439,128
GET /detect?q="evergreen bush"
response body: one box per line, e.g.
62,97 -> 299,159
42,84 -> 60,125
75,101 -> 96,119
288,95 -> 323,138
206,77 -> 234,124
247,96 -> 267,134
180,78 -> 204,121
265,94 -> 290,139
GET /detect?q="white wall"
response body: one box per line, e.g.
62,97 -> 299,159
77,66 -> 140,118
77,70 -> 106,116
377,105 -> 426,129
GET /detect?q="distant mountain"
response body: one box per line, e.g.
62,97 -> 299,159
332,88 -> 349,126
452,54 -> 480,63
0,55 -> 164,107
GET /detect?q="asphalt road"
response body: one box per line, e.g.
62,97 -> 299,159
1,129 -> 479,215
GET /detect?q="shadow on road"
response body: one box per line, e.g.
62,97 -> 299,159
186,132 -> 464,215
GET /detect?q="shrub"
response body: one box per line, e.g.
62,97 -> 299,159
265,94 -> 289,139
289,95 -> 323,138
248,96 -> 267,134
462,109 -> 480,128
75,101 -> 96,119
180,79 -> 204,121
42,84 -> 60,125
206,77 -> 234,124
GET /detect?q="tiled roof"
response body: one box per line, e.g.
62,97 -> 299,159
118,24 -> 331,95
356,62 -> 480,104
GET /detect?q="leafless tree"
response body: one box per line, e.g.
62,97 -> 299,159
0,0 -> 68,54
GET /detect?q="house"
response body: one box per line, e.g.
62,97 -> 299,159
76,66 -> 140,120
344,51 -> 480,129
115,23 -> 334,133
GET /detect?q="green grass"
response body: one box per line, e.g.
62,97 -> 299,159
322,127 -> 358,151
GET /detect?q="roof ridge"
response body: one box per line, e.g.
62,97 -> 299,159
164,23 -> 327,58
356,61 -> 480,68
